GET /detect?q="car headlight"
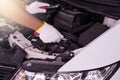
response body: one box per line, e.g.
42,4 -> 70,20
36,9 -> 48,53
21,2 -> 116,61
51,62 -> 119,80
13,69 -> 50,80
13,62 -> 119,80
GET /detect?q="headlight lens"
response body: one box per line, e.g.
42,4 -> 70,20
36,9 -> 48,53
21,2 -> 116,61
14,69 -> 46,80
51,70 -> 102,80
51,73 -> 83,80
13,62 -> 119,80
51,62 -> 119,80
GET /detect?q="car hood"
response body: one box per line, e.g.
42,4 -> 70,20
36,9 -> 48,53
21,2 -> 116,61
58,20 -> 120,72
59,0 -> 120,19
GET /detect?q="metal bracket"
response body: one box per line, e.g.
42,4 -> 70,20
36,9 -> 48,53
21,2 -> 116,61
8,31 -> 74,61
8,31 -> 57,60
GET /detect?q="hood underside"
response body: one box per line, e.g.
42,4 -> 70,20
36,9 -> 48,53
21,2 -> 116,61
59,0 -> 120,19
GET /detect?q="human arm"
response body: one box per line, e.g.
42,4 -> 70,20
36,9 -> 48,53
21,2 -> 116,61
0,0 -> 43,30
0,0 -> 63,43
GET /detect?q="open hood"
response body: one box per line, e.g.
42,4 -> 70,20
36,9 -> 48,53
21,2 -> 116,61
58,20 -> 120,72
59,0 -> 120,19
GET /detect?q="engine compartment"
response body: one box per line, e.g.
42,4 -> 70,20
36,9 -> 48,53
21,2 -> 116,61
0,0 -> 119,79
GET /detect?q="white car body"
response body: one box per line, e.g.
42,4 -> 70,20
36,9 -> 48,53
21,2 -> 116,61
58,20 -> 120,79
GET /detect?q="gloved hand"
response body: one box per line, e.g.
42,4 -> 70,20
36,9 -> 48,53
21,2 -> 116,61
35,22 -> 64,43
26,1 -> 50,14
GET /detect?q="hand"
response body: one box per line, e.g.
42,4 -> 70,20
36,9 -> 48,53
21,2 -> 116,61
26,1 -> 50,14
36,22 -> 64,43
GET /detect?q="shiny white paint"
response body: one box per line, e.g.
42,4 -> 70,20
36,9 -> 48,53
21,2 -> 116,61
58,21 -> 120,72
103,17 -> 117,27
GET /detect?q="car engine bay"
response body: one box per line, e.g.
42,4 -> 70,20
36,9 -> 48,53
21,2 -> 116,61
0,0 -> 119,80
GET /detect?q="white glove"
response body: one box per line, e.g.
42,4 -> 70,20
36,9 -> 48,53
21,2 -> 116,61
26,1 -> 50,14
36,22 -> 64,43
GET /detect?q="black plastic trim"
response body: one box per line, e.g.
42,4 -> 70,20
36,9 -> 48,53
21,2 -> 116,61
58,0 -> 120,19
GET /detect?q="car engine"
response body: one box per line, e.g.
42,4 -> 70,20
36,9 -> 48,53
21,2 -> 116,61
0,0 -> 119,80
